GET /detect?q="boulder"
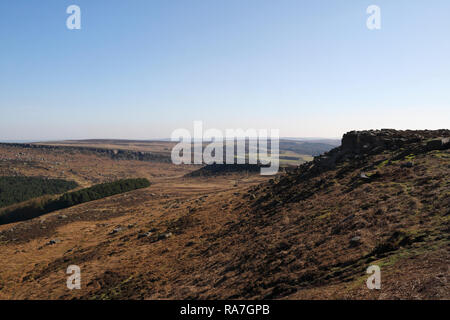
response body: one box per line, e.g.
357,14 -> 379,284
426,137 -> 450,151
47,239 -> 61,245
157,232 -> 173,241
349,236 -> 361,247
360,172 -> 369,179
109,227 -> 123,235
401,161 -> 413,168
137,231 -> 152,239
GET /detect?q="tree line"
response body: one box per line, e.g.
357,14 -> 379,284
0,178 -> 150,225
0,176 -> 78,208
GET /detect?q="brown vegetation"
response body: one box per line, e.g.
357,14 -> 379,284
0,130 -> 448,300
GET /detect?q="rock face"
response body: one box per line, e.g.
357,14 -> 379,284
426,137 -> 450,151
341,129 -> 449,152
303,129 -> 450,175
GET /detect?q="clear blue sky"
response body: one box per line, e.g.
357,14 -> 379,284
1,0 -> 449,140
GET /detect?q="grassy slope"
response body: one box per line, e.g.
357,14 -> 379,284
0,139 -> 448,300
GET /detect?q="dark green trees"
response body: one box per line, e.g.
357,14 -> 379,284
0,178 -> 150,225
0,176 -> 78,208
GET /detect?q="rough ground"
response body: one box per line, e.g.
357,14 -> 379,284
0,130 -> 448,299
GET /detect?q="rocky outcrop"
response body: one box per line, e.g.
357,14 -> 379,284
341,129 -> 449,153
0,143 -> 172,163
297,129 -> 450,177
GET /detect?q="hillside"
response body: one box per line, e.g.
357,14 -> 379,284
0,130 -> 448,299
185,163 -> 264,177
33,139 -> 336,166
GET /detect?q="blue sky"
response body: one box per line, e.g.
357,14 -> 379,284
0,0 -> 449,140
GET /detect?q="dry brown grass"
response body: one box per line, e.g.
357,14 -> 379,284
0,142 -> 448,300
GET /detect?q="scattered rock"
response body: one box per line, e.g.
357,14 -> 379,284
360,171 -> 380,181
401,161 -> 413,168
349,236 -> 361,247
341,214 -> 355,223
47,239 -> 61,245
158,232 -> 173,240
137,231 -> 153,239
109,227 -> 123,235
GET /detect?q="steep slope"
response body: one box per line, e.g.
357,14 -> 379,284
78,130 -> 449,299
0,130 -> 448,299
186,129 -> 449,299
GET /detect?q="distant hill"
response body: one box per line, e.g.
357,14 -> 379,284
31,138 -> 338,166
281,137 -> 341,146
279,140 -> 337,157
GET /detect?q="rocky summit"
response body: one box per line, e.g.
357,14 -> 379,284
301,129 -> 450,173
